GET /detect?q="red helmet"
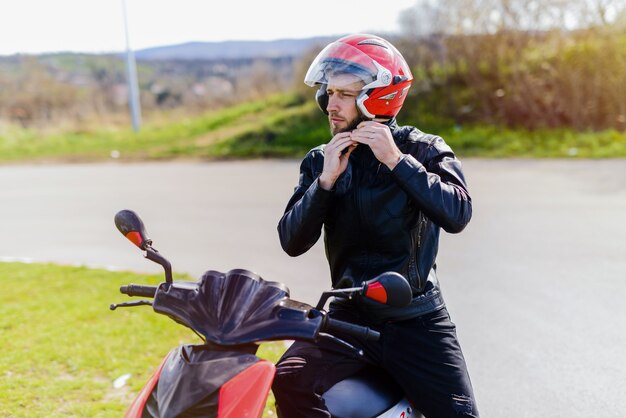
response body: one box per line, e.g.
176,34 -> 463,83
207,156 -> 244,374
304,34 -> 413,120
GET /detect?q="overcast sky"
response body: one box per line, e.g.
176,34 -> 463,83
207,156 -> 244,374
0,0 -> 418,55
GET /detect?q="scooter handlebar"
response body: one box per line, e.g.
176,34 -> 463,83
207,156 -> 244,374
120,284 -> 157,298
323,317 -> 380,342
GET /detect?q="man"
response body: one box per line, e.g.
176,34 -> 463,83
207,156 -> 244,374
273,34 -> 478,418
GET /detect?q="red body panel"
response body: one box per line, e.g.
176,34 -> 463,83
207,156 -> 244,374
217,360 -> 276,418
125,350 -> 173,418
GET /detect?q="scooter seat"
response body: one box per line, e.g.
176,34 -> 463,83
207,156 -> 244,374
322,368 -> 404,418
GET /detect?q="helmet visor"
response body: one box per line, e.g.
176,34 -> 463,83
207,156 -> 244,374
304,41 -> 391,90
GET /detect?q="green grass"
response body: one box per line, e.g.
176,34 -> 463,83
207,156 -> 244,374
0,94 -> 306,163
443,124 -> 626,158
0,92 -> 625,162
213,109 -> 626,159
0,262 -> 286,417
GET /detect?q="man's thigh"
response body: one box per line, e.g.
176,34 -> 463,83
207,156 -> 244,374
382,307 -> 479,417
274,338 -> 369,395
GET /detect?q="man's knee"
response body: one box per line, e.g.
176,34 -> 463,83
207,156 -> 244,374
273,355 -> 311,394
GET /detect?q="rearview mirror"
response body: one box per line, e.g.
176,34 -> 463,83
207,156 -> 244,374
362,272 -> 412,307
114,210 -> 152,250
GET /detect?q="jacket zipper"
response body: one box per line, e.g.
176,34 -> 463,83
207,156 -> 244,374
409,212 -> 425,291
353,162 -> 366,279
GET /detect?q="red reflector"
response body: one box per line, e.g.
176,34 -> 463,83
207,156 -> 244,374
125,231 -> 143,248
217,360 -> 275,418
365,282 -> 388,304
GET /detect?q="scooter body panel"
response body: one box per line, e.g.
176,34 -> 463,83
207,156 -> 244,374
125,349 -> 173,418
217,360 -> 275,418
127,344 -> 262,418
377,398 -> 420,418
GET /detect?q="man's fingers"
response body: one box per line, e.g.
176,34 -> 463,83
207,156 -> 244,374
357,121 -> 384,130
328,132 -> 351,145
328,136 -> 355,154
356,122 -> 389,137
350,131 -> 374,145
355,129 -> 382,138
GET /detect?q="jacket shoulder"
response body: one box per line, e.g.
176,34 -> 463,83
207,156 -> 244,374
299,145 -> 326,172
396,126 -> 453,163
400,126 -> 446,147
307,144 -> 326,156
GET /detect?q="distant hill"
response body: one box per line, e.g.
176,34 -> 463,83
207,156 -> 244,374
0,36 -> 348,125
134,36 -> 340,61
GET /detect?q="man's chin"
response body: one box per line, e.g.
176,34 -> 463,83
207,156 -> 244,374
330,121 -> 352,135
330,123 -> 345,135
329,115 -> 363,135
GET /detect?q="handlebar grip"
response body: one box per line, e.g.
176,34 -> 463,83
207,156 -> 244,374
324,317 -> 381,342
120,284 -> 157,298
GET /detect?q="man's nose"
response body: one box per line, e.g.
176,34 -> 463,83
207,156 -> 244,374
326,95 -> 339,113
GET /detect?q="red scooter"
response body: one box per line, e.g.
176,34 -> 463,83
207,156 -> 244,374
111,209 -> 422,418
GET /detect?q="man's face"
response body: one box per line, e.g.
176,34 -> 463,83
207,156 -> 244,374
325,73 -> 365,135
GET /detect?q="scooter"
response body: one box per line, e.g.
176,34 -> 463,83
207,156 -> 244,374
110,209 -> 423,418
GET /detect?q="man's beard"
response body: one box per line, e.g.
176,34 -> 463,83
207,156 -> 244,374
329,114 -> 366,135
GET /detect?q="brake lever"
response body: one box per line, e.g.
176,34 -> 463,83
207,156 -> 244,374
317,333 -> 364,357
110,300 -> 153,310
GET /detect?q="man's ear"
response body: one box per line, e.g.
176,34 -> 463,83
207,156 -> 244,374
315,85 -> 329,115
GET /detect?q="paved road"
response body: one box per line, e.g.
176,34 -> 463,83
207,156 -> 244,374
1,160 -> 625,417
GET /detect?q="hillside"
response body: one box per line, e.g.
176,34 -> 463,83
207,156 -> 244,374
134,36 -> 338,60
0,36 -> 330,128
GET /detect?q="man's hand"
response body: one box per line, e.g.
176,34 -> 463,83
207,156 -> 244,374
351,121 -> 402,170
319,132 -> 357,190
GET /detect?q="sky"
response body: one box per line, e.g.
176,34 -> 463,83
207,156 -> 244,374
0,0 -> 418,55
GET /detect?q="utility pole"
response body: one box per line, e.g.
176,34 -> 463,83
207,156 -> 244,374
122,0 -> 141,132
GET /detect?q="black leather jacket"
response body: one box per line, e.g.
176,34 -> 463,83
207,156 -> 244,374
278,120 -> 472,321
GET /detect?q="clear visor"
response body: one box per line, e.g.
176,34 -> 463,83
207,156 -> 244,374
304,41 -> 393,90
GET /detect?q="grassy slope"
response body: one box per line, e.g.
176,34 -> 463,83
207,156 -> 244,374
0,93 -> 625,162
0,262 -> 284,417
0,94 -> 309,162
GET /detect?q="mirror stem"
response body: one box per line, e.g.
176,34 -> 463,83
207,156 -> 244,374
315,288 -> 361,310
145,248 -> 173,284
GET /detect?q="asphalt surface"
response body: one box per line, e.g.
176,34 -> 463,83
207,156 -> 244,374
1,159 -> 625,417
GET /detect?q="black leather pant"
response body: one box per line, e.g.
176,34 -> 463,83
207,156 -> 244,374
272,307 -> 479,418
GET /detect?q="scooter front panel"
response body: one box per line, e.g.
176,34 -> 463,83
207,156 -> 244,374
217,360 -> 275,418
131,344 -> 261,418
125,349 -> 173,418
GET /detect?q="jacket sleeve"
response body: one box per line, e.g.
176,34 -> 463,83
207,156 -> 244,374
391,135 -> 472,233
278,150 -> 333,256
